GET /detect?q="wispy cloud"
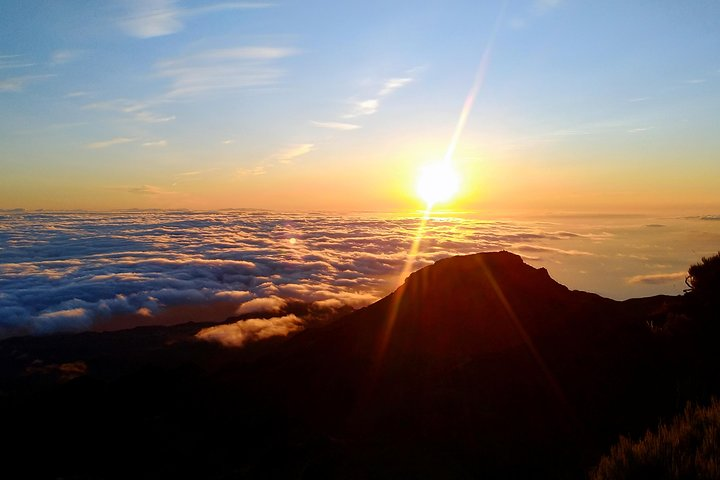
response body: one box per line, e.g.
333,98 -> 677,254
105,184 -> 175,195
142,140 -> 167,147
0,54 -> 35,69
84,99 -> 175,124
237,165 -> 267,176
86,137 -> 135,149
135,111 -> 176,123
156,46 -> 298,97
0,74 -> 55,92
51,50 -> 81,65
187,2 -> 274,15
176,47 -> 297,61
379,77 -> 413,96
120,0 -> 274,39
628,127 -> 653,134
344,99 -> 379,118
272,143 -> 314,164
627,271 -> 686,285
342,73 -> 414,119
65,91 -> 92,98
0,77 -> 31,92
171,169 -> 210,187
125,184 -> 175,195
515,244 -> 594,256
311,120 -> 361,131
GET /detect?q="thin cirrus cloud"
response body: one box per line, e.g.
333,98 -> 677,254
142,140 -> 168,147
342,75 -> 414,119
0,74 -> 56,93
343,99 -> 379,118
0,54 -> 36,70
156,46 -> 298,97
0,55 -> 44,92
1,210 -> 705,340
134,111 -> 176,123
627,271 -> 687,285
122,185 -> 175,195
236,143 -> 312,178
65,91 -> 92,98
311,121 -> 361,131
50,50 -> 81,65
237,166 -> 267,176
119,0 -> 274,39
272,143 -> 314,164
86,137 -> 135,149
378,77 -> 413,96
84,100 -> 175,124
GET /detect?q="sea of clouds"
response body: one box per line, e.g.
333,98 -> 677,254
1,210 -> 718,339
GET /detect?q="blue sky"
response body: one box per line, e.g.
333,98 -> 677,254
1,0 -> 719,212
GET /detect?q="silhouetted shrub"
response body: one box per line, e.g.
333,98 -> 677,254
590,399 -> 720,480
686,252 -> 720,300
682,252 -> 720,328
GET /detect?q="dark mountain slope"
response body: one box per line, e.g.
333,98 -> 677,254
240,252 -> 674,477
0,252 -> 694,479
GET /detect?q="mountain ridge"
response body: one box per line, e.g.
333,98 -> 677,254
0,251 -> 706,479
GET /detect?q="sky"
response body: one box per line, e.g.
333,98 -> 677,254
1,0 -> 719,213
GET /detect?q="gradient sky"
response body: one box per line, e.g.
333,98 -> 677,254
1,0 -> 719,212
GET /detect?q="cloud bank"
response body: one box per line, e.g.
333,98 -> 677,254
195,314 -> 303,347
1,211 -> 713,339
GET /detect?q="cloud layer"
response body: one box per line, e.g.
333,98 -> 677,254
1,211 -> 714,339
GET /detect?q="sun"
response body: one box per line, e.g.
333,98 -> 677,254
416,162 -> 461,208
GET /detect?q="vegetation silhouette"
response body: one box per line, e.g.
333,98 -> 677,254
685,252 -> 720,323
591,399 -> 720,480
0,251 -> 719,479
591,252 -> 720,479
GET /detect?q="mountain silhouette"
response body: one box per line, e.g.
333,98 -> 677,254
245,252 -> 672,477
0,251 -> 708,479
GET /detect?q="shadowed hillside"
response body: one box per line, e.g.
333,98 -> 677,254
1,251 -> 717,479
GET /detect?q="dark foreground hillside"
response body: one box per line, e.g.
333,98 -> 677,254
1,251 -> 718,479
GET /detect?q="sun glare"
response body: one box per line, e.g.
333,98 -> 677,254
416,162 -> 461,208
